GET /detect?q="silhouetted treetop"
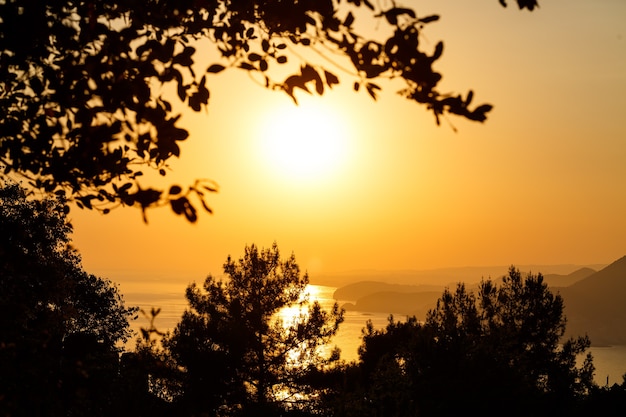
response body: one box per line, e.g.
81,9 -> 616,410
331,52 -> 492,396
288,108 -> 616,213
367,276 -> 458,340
348,267 -> 594,417
0,181 -> 138,415
163,243 -> 344,415
0,180 -> 137,347
0,0 -> 537,221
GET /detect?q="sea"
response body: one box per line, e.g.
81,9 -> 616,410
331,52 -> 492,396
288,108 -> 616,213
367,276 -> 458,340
124,284 -> 626,387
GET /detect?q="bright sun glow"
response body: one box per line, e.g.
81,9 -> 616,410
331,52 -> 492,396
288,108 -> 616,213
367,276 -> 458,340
256,100 -> 350,183
276,284 -> 318,325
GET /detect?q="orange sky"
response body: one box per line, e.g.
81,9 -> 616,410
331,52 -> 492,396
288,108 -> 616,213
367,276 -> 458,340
71,0 -> 625,291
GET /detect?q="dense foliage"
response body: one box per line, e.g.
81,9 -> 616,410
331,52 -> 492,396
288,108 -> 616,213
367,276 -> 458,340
327,268 -> 597,417
3,178 -> 621,415
161,243 -> 343,416
1,0 -> 537,220
0,181 -> 137,416
2,199 -> 625,416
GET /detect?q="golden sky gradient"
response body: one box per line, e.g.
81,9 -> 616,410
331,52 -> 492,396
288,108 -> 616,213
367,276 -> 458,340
70,0 -> 625,291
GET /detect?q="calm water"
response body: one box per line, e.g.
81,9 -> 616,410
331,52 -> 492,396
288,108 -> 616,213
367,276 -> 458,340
589,345 -> 626,386
125,284 -> 626,386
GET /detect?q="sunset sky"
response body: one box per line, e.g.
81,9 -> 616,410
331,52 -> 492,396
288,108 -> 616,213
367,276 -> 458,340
70,0 -> 625,293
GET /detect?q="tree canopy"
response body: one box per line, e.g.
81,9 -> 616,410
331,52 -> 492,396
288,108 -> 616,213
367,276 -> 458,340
331,267 -> 594,417
0,181 -> 138,415
1,0 -> 537,221
162,243 -> 343,416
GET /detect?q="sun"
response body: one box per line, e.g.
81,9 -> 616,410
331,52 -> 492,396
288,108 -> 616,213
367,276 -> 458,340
255,100 -> 350,184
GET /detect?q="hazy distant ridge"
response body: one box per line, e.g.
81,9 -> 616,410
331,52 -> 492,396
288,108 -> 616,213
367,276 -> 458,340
332,266 -> 597,314
333,281 -> 444,302
560,256 -> 626,345
330,260 -> 626,347
544,267 -> 597,287
314,264 -> 604,288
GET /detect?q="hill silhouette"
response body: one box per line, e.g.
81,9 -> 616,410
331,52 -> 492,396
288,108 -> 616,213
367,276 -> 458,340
333,259 -> 625,346
560,256 -> 626,345
543,267 -> 597,287
315,264 -> 603,288
342,290 -> 442,318
333,281 -> 443,302
333,267 -> 596,316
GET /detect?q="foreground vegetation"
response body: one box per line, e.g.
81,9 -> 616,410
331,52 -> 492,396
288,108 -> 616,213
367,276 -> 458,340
2,183 -> 625,416
2,0 -> 535,221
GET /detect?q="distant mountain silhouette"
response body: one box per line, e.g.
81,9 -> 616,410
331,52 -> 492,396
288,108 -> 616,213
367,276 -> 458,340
543,267 -> 597,287
342,290 -> 442,318
560,256 -> 626,345
314,264 -> 604,287
331,268 -> 597,316
333,281 -> 443,302
332,259 -> 625,347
